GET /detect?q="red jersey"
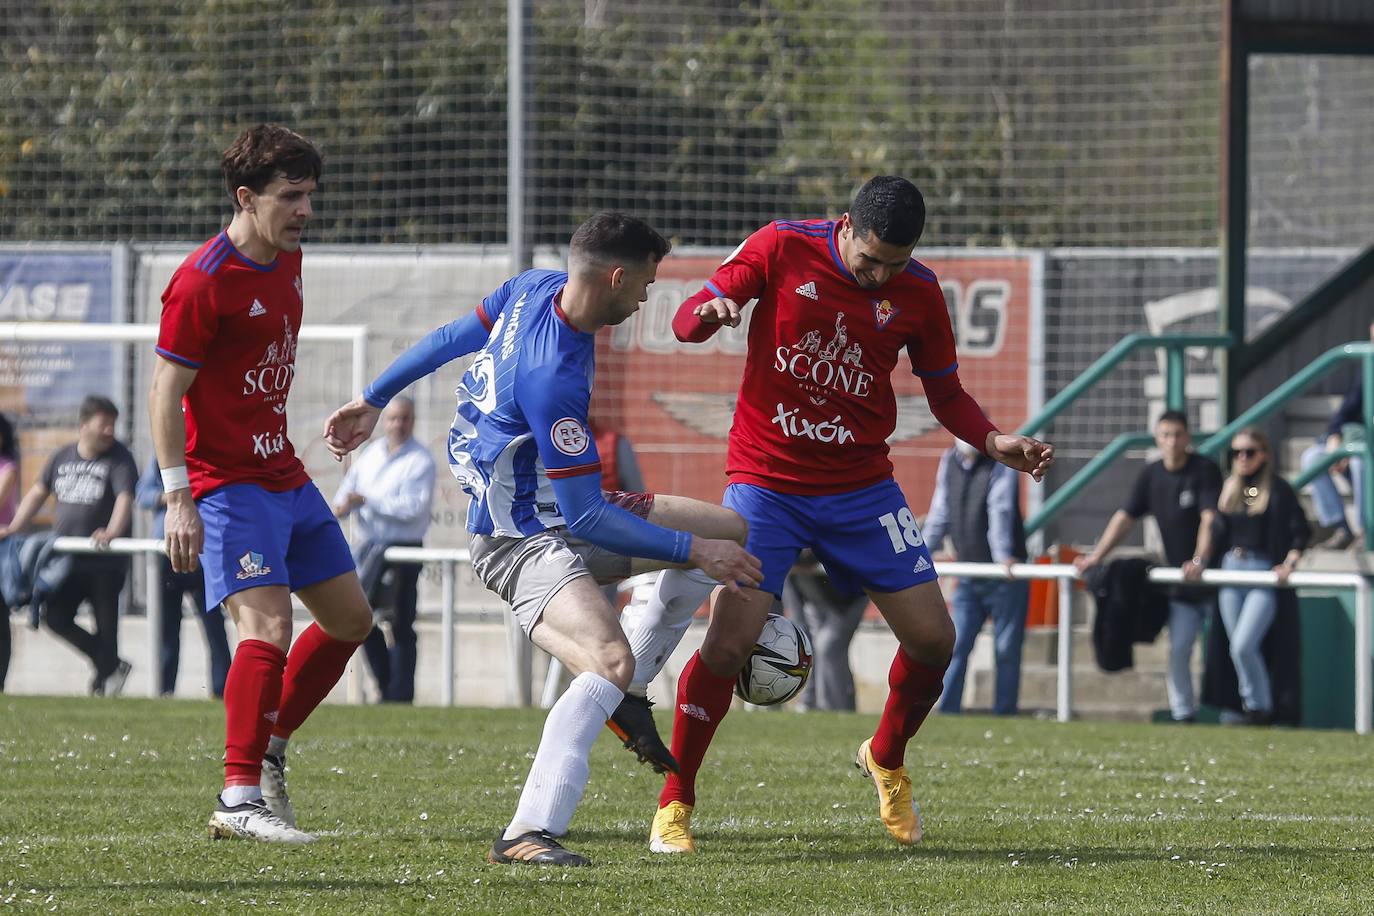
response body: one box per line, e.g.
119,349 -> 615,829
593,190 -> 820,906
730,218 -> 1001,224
156,231 -> 311,499
676,219 -> 983,496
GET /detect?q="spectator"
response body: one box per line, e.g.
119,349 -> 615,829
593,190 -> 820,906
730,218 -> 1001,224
0,396 -> 139,696
332,396 -> 435,703
783,551 -> 866,711
1299,320 -> 1372,549
136,456 -> 232,698
0,413 -> 19,692
924,440 -> 1029,716
1075,409 -> 1221,723
1207,426 -> 1309,726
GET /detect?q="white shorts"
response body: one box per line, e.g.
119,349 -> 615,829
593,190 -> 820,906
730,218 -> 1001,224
468,491 -> 654,636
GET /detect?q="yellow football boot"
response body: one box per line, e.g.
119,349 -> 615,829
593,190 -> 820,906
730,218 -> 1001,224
855,738 -> 924,845
649,800 -> 696,854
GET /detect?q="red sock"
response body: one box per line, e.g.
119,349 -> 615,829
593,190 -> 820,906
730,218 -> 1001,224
272,623 -> 363,739
869,647 -> 947,770
658,651 -> 737,809
223,639 -> 287,788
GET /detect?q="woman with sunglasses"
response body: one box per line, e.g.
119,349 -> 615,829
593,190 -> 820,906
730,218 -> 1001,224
1206,427 -> 1310,724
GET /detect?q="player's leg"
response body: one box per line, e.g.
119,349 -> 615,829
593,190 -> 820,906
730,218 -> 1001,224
622,493 -> 747,694
479,534 -> 628,866
623,494 -> 749,673
651,484 -> 805,853
812,479 -> 949,846
210,584 -> 312,843
270,482 -> 370,751
198,483 -> 313,844
607,493 -> 749,772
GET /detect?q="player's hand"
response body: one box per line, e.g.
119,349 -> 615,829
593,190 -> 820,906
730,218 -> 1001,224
693,297 -> 744,328
164,490 -> 204,574
324,396 -> 382,459
988,433 -> 1055,482
688,537 -> 763,592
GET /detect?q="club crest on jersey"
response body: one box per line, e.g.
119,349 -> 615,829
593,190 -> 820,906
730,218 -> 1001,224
236,550 -> 272,580
872,298 -> 899,328
550,417 -> 590,456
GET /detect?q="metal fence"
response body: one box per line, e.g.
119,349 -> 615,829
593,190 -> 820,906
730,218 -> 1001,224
43,537 -> 1373,734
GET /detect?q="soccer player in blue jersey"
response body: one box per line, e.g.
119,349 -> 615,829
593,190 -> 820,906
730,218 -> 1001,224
324,212 -> 762,866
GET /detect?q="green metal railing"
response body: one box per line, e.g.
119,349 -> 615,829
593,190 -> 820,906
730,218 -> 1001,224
1019,334 -> 1233,534
1198,341 -> 1374,551
1018,334 -> 1234,437
1021,338 -> 1373,548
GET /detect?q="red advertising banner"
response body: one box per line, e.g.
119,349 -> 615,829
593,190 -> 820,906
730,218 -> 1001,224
592,253 -> 1039,517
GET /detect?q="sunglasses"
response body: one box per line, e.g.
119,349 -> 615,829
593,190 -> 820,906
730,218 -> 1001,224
1229,447 -> 1262,458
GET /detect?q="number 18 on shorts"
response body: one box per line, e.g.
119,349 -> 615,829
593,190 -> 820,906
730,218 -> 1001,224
723,479 -> 939,597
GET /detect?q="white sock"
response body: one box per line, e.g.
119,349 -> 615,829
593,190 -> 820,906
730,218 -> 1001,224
266,735 -> 288,758
222,784 -> 263,807
621,568 -> 717,693
503,671 -> 623,840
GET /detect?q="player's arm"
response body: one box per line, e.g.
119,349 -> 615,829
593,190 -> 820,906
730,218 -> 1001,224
326,308 -> 494,458
672,225 -> 774,343
519,366 -> 762,589
149,356 -> 202,573
908,295 -> 1053,481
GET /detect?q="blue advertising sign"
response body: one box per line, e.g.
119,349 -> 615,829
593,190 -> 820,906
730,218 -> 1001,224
0,249 -> 119,423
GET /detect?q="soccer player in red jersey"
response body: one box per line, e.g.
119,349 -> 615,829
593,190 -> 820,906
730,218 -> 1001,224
633,176 -> 1054,852
149,125 -> 373,843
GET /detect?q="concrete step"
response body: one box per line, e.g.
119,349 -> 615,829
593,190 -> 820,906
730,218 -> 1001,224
973,664 -> 1171,709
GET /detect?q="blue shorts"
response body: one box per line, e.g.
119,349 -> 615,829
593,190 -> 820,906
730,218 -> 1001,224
198,482 -> 356,609
723,479 -> 938,597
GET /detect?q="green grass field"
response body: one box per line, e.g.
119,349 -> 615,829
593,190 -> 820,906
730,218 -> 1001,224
2,696 -> 1372,914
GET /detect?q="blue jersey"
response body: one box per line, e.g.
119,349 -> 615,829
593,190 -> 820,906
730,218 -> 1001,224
449,270 -> 599,537
363,269 -> 690,564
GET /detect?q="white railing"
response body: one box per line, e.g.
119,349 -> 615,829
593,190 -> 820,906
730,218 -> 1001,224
45,538 -> 1373,733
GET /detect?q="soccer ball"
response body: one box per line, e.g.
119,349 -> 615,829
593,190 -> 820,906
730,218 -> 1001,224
734,614 -> 814,706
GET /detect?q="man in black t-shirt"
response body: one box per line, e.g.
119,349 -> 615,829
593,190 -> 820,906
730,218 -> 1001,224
1075,410 -> 1221,722
0,396 -> 140,695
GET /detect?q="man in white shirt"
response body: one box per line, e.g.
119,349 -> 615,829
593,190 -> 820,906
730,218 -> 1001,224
333,396 -> 436,702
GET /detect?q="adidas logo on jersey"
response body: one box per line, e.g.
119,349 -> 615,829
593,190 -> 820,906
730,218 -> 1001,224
248,299 -> 267,317
912,556 -> 932,574
795,281 -> 818,301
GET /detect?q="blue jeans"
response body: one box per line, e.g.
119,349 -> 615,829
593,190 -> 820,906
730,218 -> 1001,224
940,578 -> 1029,715
1218,552 -> 1277,713
1166,598 -> 1207,720
1301,443 -> 1364,530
